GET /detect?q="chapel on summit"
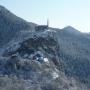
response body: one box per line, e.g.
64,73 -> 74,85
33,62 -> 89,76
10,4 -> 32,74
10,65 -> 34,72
35,20 -> 49,31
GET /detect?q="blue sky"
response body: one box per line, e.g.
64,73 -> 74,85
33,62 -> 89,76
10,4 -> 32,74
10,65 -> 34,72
0,0 -> 90,32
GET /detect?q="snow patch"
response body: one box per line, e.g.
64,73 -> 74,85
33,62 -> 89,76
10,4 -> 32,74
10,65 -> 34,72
44,58 -> 49,63
52,71 -> 59,79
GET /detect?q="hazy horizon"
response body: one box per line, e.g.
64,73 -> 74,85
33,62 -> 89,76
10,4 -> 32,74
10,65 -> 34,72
0,0 -> 90,32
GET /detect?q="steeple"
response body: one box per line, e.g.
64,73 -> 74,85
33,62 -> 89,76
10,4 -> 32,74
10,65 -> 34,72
47,19 -> 49,27
35,19 -> 49,31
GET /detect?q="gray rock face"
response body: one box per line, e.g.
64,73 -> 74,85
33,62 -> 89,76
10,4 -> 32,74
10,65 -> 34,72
0,30 -> 87,90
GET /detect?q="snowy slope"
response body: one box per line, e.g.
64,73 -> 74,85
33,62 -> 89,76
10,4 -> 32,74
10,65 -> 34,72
0,29 -> 88,90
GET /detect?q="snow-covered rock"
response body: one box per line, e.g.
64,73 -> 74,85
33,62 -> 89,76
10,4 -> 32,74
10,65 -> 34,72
44,58 -> 49,63
52,71 -> 59,79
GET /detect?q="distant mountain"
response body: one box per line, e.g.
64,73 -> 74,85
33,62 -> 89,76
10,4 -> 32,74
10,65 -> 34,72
56,27 -> 90,88
63,26 -> 78,31
62,26 -> 82,35
0,5 -> 36,47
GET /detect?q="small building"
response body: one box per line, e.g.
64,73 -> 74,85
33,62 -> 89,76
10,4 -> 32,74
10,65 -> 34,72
35,20 -> 49,31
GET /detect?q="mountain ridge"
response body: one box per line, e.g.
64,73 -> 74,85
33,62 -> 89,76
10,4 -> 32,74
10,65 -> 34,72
0,5 -> 90,90
0,5 -> 36,47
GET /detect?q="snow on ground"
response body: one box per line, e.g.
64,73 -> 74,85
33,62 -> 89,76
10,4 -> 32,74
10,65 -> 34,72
5,42 -> 21,53
52,71 -> 59,79
52,68 -> 59,79
3,28 -> 56,54
44,58 -> 49,64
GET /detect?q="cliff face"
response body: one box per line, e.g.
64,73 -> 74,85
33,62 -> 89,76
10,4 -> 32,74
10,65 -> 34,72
2,30 -> 62,77
0,30 -> 87,90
